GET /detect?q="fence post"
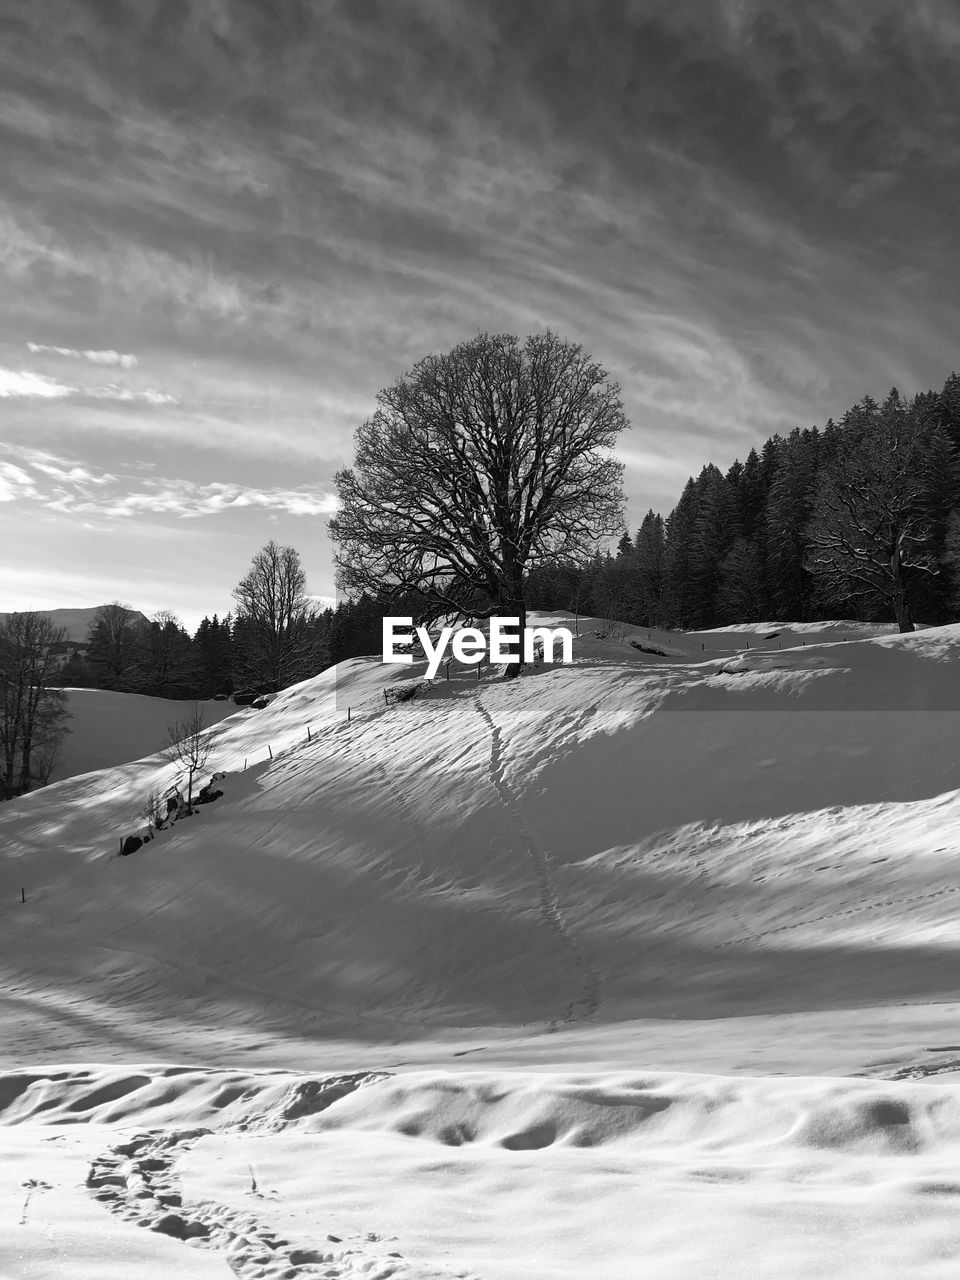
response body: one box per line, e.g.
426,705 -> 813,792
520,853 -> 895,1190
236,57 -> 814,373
21,887 -> 25,904
446,661 -> 450,681
307,725 -> 312,742
268,744 -> 273,760
348,706 -> 351,722
244,757 -> 247,770
383,689 -> 388,706
476,665 -> 481,681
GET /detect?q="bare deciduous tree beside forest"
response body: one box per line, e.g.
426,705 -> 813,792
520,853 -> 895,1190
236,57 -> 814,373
232,541 -> 322,691
330,331 -> 628,674
0,612 -> 71,799
806,395 -> 939,632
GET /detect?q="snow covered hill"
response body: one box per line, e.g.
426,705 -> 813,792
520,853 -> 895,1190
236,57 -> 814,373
51,689 -> 237,784
3,614 -> 960,1278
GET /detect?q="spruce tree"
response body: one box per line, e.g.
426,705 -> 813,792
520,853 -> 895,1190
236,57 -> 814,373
716,538 -> 764,623
765,428 -> 819,620
691,465 -> 741,626
663,478 -> 700,627
634,510 -> 666,626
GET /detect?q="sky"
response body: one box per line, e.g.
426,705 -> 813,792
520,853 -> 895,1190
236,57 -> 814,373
2,0 -> 959,631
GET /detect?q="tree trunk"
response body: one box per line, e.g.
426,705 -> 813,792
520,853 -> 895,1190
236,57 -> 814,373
1,677 -> 24,799
893,593 -> 914,633
17,682 -> 43,796
891,551 -> 914,633
17,731 -> 33,796
499,561 -> 526,679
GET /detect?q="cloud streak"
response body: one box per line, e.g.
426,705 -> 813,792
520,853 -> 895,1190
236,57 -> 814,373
0,368 -> 73,398
0,443 -> 336,520
1,363 -> 175,405
27,342 -> 138,368
98,481 -> 338,520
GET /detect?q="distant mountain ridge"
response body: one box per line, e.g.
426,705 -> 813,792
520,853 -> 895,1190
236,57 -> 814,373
0,605 -> 150,644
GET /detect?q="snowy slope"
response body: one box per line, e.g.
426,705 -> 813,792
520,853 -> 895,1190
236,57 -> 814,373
3,615 -> 960,1278
3,614 -> 960,1058
51,689 -> 237,784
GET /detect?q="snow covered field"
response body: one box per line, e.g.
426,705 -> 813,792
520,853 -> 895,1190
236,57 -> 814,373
49,689 -> 237,785
3,614 -> 960,1277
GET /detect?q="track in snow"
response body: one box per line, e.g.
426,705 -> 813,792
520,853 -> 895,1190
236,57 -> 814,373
85,1074 -> 476,1280
716,876 -> 960,950
475,696 -> 603,1028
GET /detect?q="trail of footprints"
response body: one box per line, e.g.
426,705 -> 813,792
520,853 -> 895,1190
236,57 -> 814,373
86,1128 -> 471,1280
717,879 -> 960,950
475,697 -> 603,1027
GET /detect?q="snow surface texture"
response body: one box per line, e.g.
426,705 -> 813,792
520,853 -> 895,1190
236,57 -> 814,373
3,615 -> 960,1277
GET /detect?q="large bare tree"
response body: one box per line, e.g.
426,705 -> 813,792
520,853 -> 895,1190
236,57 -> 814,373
0,612 -> 71,799
806,394 -> 936,632
329,331 -> 628,668
232,541 -> 321,690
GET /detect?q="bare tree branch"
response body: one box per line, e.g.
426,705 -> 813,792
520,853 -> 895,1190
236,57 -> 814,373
330,331 -> 628,672
806,397 -> 935,631
161,705 -> 214,814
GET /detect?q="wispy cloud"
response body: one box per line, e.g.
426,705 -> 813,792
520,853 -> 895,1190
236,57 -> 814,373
100,480 -> 338,520
19,447 -> 116,487
0,368 -> 73,398
0,363 -> 175,405
83,384 -> 176,406
0,443 -> 335,520
0,461 -> 38,502
27,342 -> 138,368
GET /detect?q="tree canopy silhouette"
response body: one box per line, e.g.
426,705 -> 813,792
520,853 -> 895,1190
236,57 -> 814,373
329,331 -> 628,668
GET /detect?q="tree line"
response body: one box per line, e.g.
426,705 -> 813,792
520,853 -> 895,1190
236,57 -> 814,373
6,332 -> 959,799
0,544 -> 396,800
526,375 -> 960,633
55,566 -> 398,702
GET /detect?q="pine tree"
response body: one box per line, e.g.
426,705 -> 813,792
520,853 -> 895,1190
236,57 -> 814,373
765,428 -> 819,620
716,538 -> 764,623
934,372 -> 960,452
634,510 -> 666,625
194,614 -> 235,696
663,478 -> 701,627
139,612 -> 198,698
691,465 -> 741,626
